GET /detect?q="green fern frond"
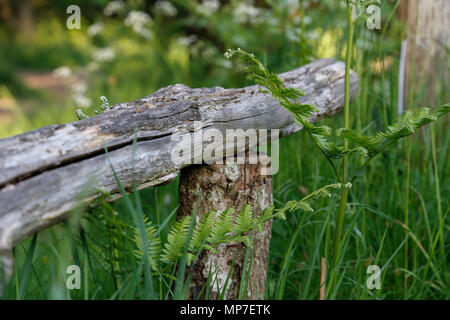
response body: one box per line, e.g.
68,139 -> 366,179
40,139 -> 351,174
233,204 -> 254,234
161,216 -> 191,263
186,253 -> 196,266
307,183 -> 343,200
89,242 -> 111,272
275,183 -> 342,219
433,103 -> 449,117
203,244 -> 219,253
287,103 -> 320,118
255,206 -> 274,230
275,200 -> 313,220
375,106 -> 448,148
336,128 -> 380,157
338,105 -> 449,157
225,48 -> 305,106
208,208 -> 235,245
132,216 -> 161,271
228,235 -> 252,248
226,49 -> 449,169
226,48 -> 349,163
190,211 -> 216,252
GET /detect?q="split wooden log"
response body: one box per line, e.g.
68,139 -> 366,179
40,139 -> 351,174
178,153 -> 272,300
0,58 -> 358,286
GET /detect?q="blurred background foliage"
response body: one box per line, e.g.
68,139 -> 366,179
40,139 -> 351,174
0,0 -> 401,137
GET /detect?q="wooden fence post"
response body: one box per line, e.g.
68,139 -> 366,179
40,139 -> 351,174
399,0 -> 450,105
0,250 -> 13,294
178,153 -> 273,299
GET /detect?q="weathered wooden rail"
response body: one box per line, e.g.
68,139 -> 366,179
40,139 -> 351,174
0,58 -> 358,297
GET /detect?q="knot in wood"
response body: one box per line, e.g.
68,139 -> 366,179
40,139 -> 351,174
224,164 -> 240,181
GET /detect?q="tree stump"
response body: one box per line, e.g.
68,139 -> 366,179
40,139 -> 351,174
178,153 -> 273,299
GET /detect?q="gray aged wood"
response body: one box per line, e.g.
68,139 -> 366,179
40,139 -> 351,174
178,154 -> 273,299
0,58 -> 358,274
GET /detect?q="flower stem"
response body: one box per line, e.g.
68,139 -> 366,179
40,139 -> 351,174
343,1 -> 354,182
333,187 -> 350,265
333,0 -> 354,263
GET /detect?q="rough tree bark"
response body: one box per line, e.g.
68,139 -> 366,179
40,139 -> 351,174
399,0 -> 450,105
178,153 -> 272,300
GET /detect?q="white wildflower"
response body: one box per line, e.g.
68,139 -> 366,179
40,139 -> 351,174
303,16 -> 312,25
218,59 -> 233,69
100,96 -> 110,111
203,46 -> 217,59
224,50 -> 233,59
87,22 -> 104,37
71,82 -> 87,95
155,1 -> 177,17
92,47 -> 115,62
125,10 -> 151,29
76,109 -> 89,120
74,95 -> 92,109
283,0 -> 300,14
234,1 -> 260,24
124,10 -> 153,39
197,0 -> 220,17
134,25 -> 153,39
176,35 -> 198,47
72,81 -> 92,108
52,66 -> 72,79
286,27 -> 302,42
104,0 -> 126,16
